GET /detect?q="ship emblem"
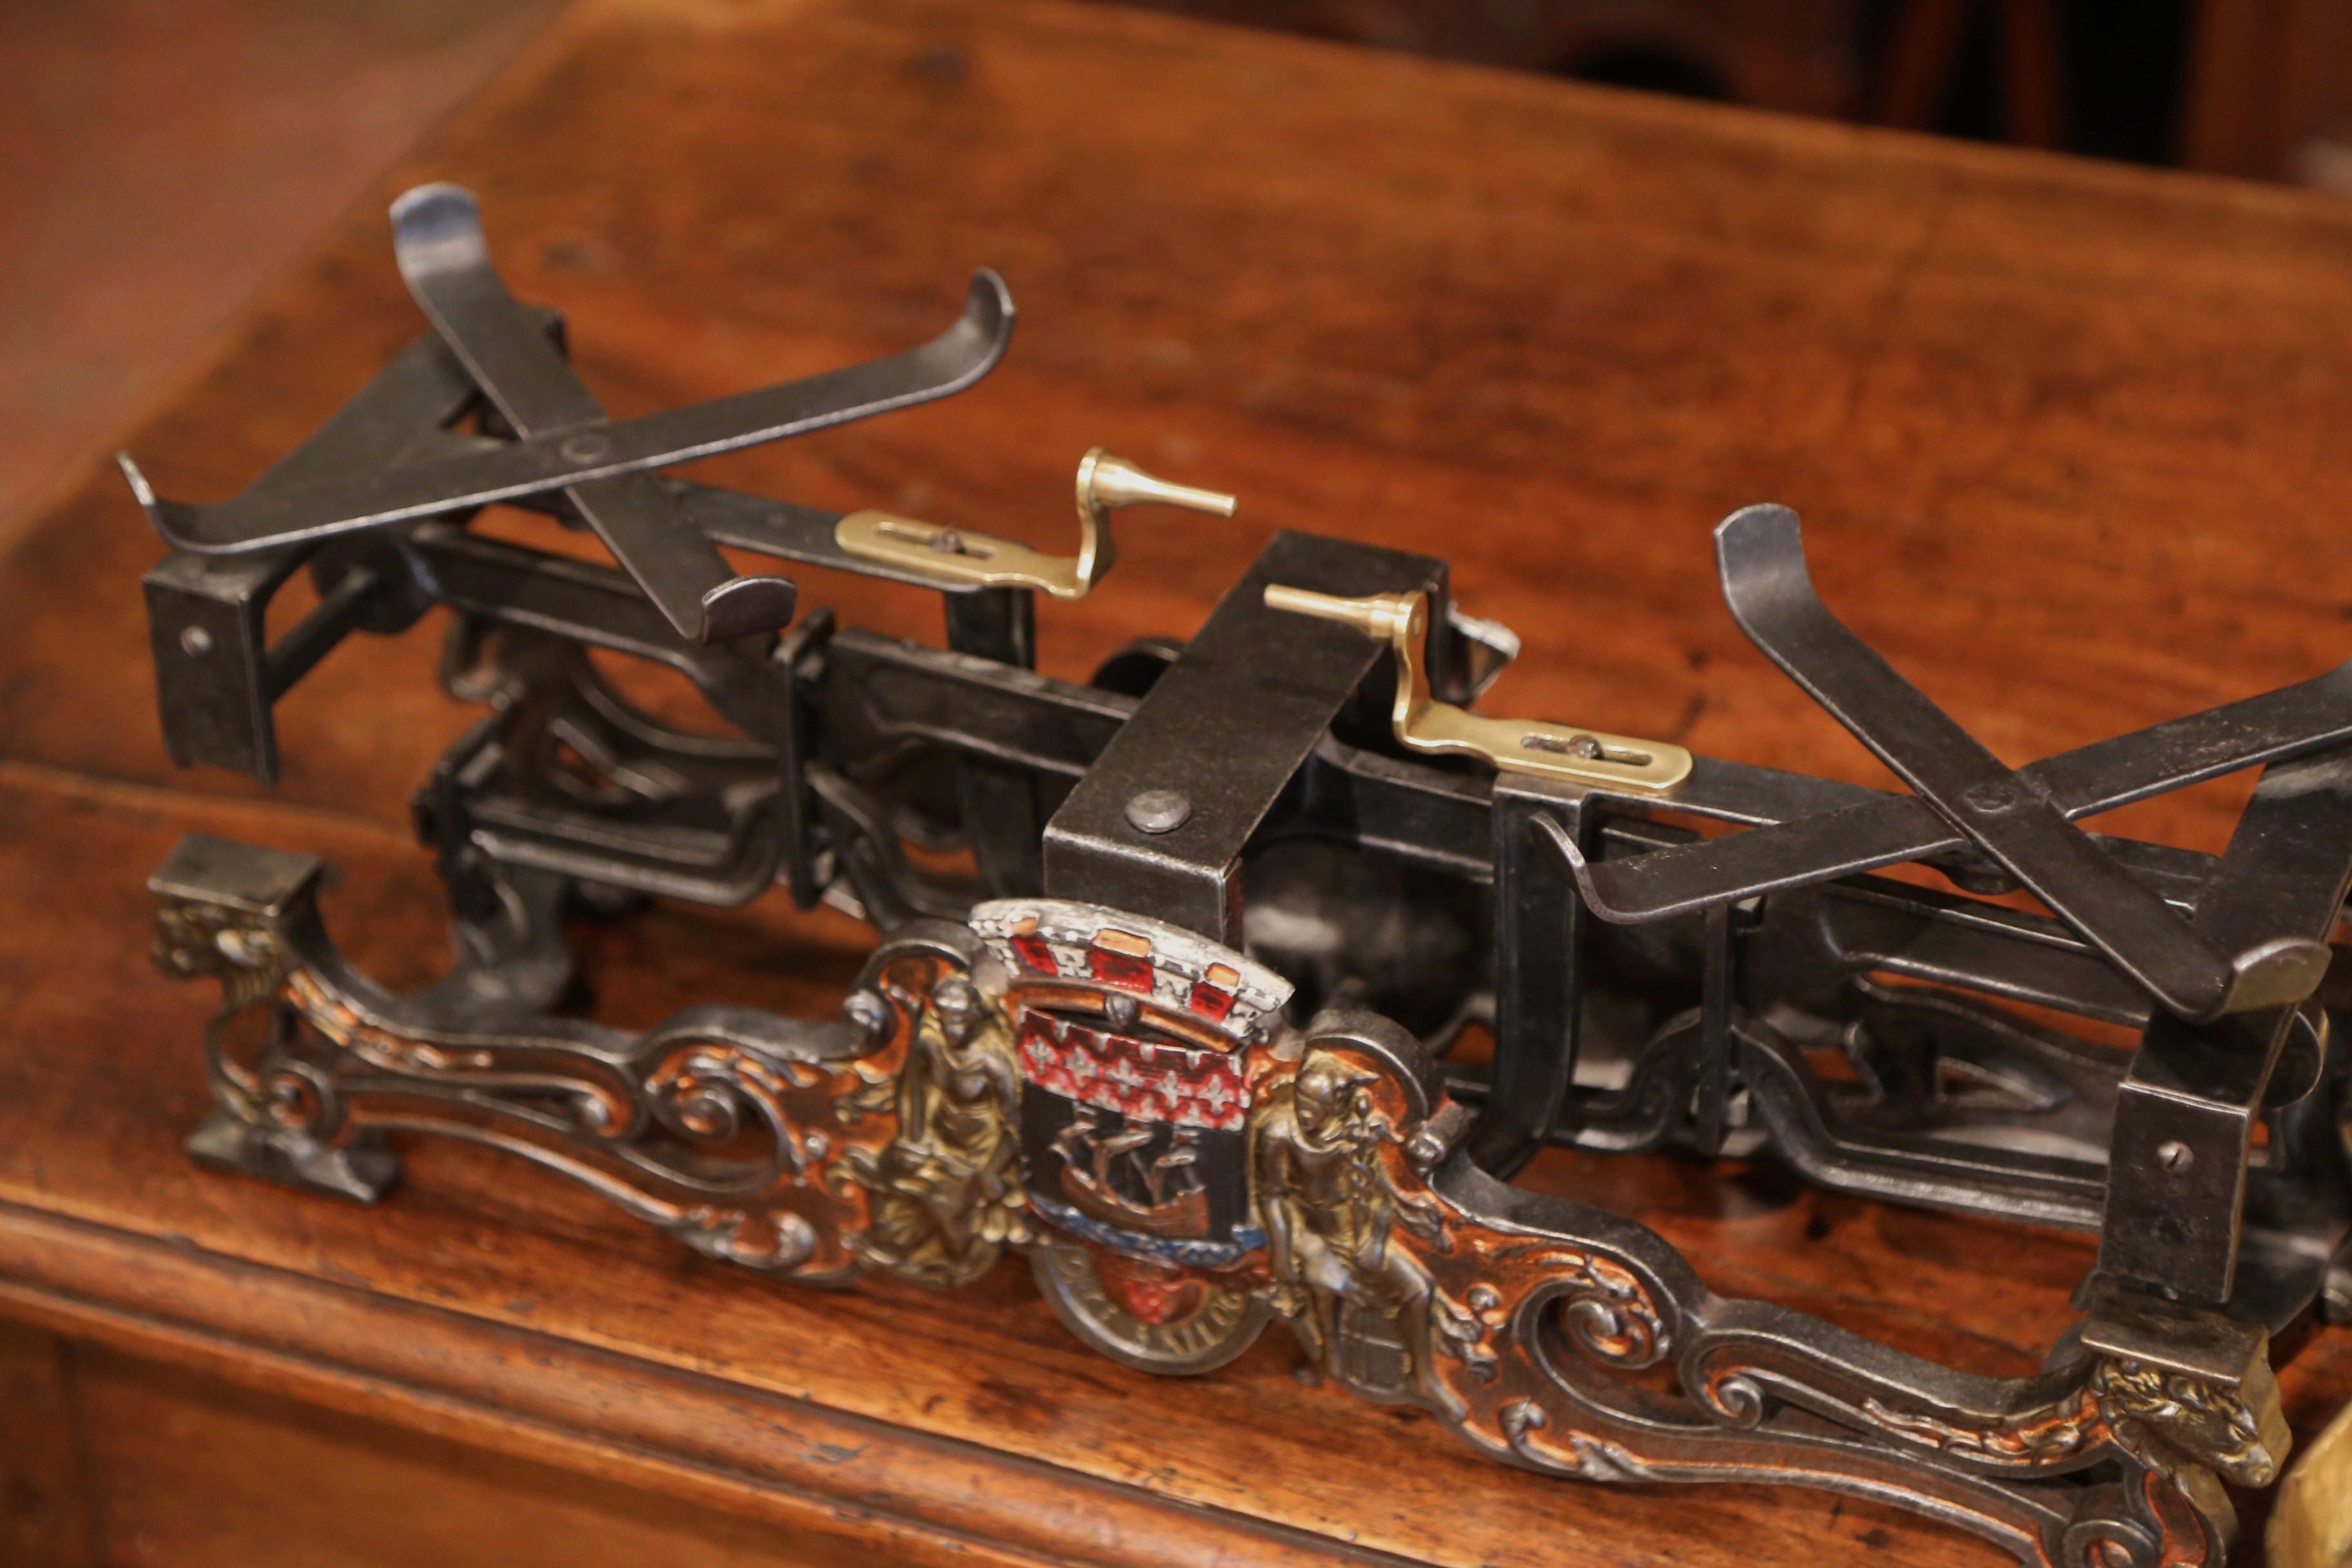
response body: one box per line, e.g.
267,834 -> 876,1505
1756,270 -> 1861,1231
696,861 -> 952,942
968,898 -> 1292,1269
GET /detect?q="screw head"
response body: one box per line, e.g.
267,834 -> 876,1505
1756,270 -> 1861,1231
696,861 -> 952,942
1962,779 -> 2019,814
2157,1139 -> 2195,1172
1125,789 -> 1192,834
179,625 -> 213,656
558,431 -> 612,464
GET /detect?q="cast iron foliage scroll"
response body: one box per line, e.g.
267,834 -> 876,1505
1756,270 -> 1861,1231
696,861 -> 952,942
157,851 -> 2289,1568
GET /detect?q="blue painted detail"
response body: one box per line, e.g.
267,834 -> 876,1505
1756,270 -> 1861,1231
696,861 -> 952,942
1030,1195 -> 1264,1269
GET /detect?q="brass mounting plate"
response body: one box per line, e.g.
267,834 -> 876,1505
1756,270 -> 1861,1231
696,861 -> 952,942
1263,584 -> 1692,794
837,447 -> 1235,600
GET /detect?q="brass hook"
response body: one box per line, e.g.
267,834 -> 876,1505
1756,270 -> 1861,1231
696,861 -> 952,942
837,448 -> 1235,600
1262,584 -> 1692,793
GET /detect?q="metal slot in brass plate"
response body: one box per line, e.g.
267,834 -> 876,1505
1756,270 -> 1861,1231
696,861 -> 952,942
1263,583 -> 1691,794
837,447 -> 1234,600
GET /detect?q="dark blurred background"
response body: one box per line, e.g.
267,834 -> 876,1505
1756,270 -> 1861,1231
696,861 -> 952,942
5,0 -> 2346,540
1115,0 -> 2352,177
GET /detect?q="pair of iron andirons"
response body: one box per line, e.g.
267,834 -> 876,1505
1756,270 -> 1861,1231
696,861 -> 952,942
130,184 -> 2352,1566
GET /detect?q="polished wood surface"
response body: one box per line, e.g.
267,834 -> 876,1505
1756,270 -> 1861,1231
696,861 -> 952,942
7,0 -> 2352,1563
0,0 -> 564,540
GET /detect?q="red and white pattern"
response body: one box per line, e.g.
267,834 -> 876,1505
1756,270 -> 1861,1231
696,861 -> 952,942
1017,1013 -> 1250,1131
970,897 -> 1293,1043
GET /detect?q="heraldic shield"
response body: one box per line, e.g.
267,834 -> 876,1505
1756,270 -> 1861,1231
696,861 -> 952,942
969,899 -> 1291,1373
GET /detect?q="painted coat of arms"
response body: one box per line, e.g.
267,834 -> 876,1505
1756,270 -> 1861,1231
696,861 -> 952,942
970,898 -> 1291,1371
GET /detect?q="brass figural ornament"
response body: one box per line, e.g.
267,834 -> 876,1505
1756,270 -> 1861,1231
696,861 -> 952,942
132,186 -> 2352,1567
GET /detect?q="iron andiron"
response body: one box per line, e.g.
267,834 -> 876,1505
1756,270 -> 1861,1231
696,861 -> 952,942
132,184 -> 2352,1567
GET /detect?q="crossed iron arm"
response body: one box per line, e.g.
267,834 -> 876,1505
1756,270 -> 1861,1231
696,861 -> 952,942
123,183 -> 1014,643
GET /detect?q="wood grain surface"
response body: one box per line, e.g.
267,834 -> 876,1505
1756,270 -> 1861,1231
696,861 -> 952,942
7,0 -> 2352,1563
0,0 -> 564,540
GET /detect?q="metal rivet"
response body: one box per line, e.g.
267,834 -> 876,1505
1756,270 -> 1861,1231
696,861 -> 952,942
2157,1140 -> 2195,1172
1125,789 -> 1192,834
559,431 -> 611,464
179,626 -> 213,656
1962,780 -> 2018,814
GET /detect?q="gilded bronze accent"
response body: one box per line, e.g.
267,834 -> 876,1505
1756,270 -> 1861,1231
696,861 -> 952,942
835,970 -> 1032,1286
2274,1400 -> 2352,1568
1253,1046 -> 1493,1416
836,447 -> 1235,599
1260,583 -> 1694,792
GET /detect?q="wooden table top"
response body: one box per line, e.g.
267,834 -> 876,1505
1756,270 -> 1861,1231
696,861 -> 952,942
9,1 -> 2352,1564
